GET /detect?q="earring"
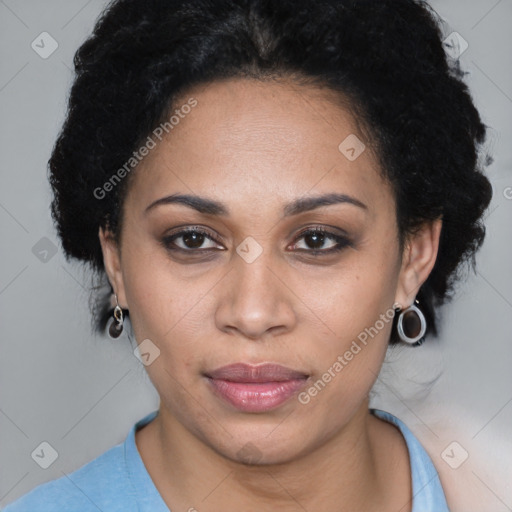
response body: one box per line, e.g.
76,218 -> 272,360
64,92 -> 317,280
396,299 -> 426,345
108,293 -> 124,339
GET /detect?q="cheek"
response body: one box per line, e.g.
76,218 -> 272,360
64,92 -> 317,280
120,240 -> 221,373
298,246 -> 399,399
309,248 -> 399,343
120,240 -> 187,344
298,288 -> 395,428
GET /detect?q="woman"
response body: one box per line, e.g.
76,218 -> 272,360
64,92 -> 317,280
3,0 -> 492,510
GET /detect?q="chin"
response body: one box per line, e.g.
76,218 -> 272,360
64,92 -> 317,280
210,427 -> 314,467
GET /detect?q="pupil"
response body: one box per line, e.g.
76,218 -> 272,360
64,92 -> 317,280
183,232 -> 204,248
306,232 -> 324,249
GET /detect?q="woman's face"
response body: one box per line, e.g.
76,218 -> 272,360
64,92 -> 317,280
100,78 -> 440,464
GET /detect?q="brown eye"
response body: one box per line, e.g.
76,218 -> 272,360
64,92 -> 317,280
162,227 -> 223,252
291,227 -> 352,254
181,231 -> 206,249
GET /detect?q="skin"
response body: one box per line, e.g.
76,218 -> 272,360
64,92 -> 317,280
99,77 -> 442,511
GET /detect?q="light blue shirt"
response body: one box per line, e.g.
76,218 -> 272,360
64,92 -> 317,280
2,408 -> 450,511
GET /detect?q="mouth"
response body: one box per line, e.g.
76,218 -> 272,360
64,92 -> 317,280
203,363 -> 310,413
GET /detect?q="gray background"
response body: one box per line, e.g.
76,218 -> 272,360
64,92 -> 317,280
0,1 -> 511,510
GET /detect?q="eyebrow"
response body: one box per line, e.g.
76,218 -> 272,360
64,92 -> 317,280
144,192 -> 367,217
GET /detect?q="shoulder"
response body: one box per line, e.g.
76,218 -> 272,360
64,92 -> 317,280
372,409 -> 440,474
371,408 -> 450,512
2,441 -> 135,512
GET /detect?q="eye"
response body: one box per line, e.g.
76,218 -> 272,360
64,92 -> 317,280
290,227 -> 352,255
162,227 -> 224,252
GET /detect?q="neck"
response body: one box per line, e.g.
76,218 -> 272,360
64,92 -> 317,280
137,397 -> 408,511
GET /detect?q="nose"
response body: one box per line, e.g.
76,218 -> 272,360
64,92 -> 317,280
214,247 -> 297,341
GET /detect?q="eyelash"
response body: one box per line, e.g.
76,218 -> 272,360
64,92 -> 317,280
161,226 -> 352,256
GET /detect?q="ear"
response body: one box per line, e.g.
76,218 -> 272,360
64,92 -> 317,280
98,226 -> 128,308
394,217 -> 442,309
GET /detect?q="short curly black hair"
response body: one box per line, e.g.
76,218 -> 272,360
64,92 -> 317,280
49,0 -> 492,344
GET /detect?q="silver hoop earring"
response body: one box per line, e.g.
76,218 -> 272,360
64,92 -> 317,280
108,293 -> 124,339
397,300 -> 426,345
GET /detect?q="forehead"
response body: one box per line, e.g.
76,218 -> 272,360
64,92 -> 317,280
126,78 -> 392,219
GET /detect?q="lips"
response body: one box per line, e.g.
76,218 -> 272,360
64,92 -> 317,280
204,363 -> 309,412
204,363 -> 309,382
